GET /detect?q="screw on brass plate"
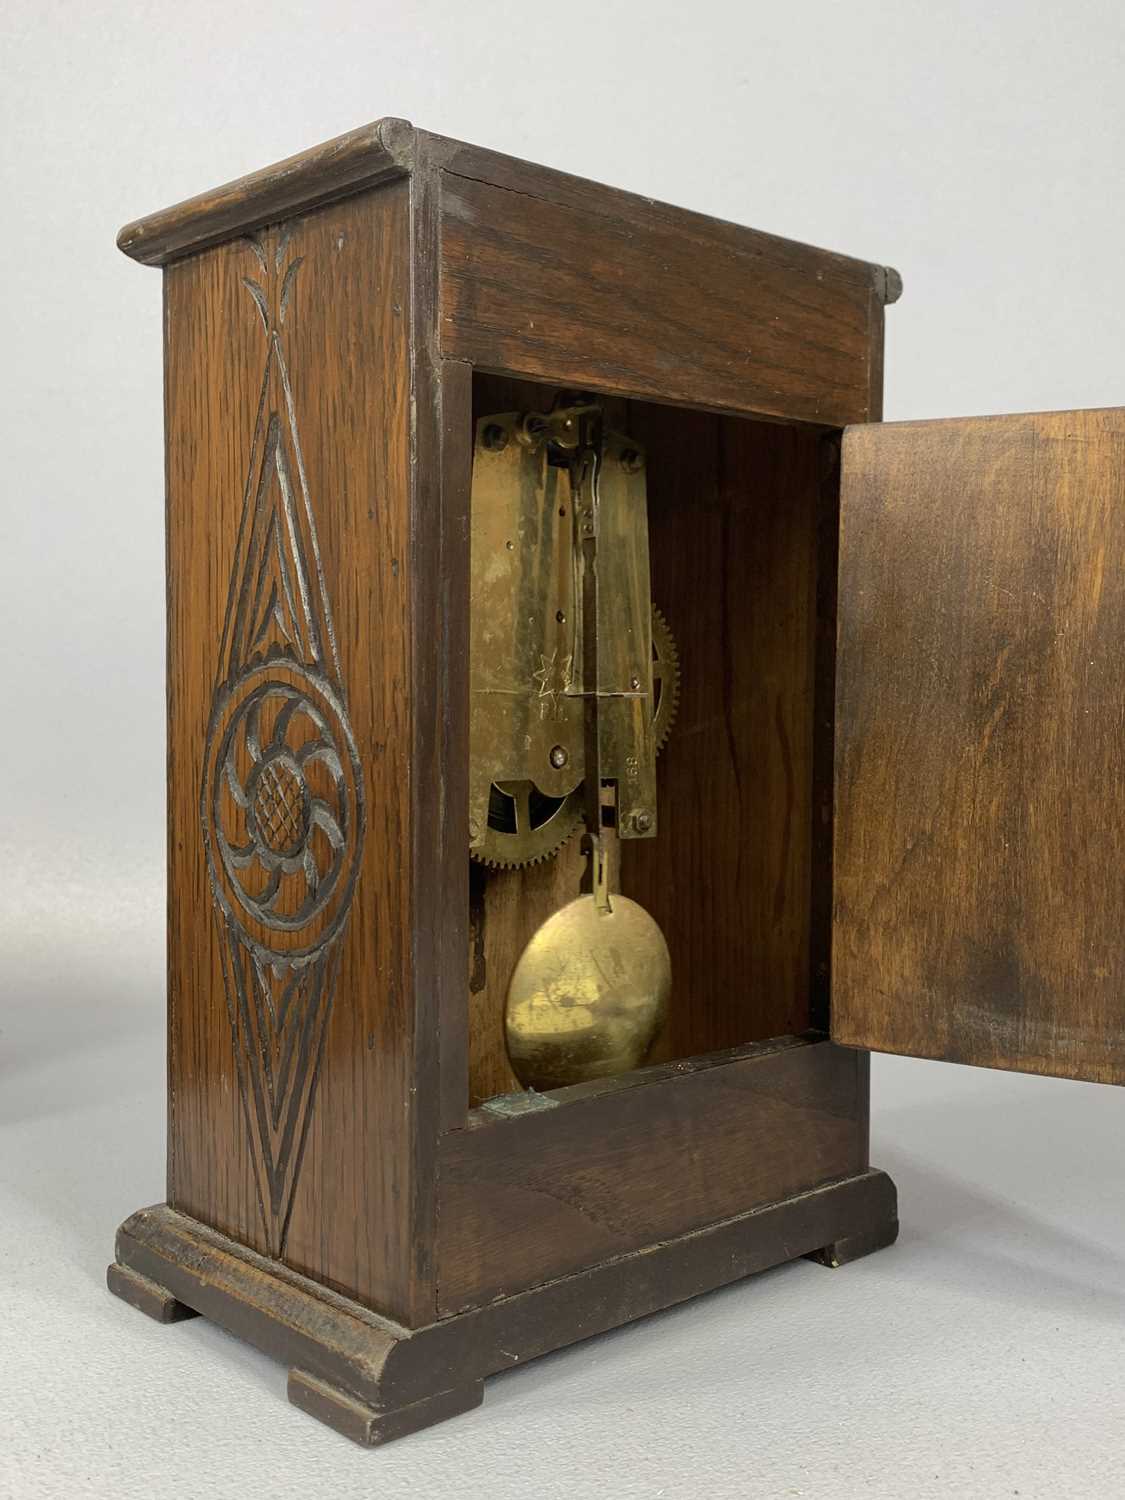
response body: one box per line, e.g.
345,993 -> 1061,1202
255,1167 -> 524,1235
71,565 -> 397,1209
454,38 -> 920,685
556,610 -> 566,623
549,745 -> 569,769
619,448 -> 644,473
518,413 -> 549,447
630,675 -> 641,690
633,809 -> 654,833
482,423 -> 508,451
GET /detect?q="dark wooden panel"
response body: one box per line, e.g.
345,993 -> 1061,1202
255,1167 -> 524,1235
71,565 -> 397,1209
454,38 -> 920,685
623,409 -> 826,1060
429,129 -> 899,303
809,434 -> 843,1031
438,170 -> 881,428
834,408 -> 1125,1085
435,356 -> 474,1128
437,1039 -> 867,1314
864,289 -> 887,424
164,180 -> 436,1322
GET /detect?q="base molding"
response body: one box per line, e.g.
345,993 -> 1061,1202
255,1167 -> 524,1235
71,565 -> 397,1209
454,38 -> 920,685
109,1167 -> 897,1445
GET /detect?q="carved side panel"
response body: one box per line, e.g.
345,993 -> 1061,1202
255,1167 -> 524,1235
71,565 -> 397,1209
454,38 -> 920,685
199,227 -> 366,1256
165,181 -> 424,1316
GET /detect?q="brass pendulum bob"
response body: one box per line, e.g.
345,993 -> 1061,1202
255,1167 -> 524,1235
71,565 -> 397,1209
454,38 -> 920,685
505,829 -> 671,1091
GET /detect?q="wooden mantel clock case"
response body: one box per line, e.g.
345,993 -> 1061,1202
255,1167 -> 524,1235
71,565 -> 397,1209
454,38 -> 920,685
107,118 -> 1125,1445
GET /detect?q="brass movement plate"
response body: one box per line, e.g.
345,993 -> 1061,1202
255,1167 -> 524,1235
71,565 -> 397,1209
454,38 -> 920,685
468,410 -> 658,863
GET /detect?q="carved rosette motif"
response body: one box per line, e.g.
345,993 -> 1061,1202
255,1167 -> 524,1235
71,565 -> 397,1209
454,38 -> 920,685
200,228 -> 365,1256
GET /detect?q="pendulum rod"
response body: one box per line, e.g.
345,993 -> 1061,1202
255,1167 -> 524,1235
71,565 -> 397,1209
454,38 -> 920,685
572,408 -> 611,911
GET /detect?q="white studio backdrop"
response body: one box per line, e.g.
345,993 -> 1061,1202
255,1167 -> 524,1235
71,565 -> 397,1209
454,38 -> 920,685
1,2 -> 1123,1497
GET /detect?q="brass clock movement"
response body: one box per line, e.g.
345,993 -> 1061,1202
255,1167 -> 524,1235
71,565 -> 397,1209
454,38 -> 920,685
468,400 -> 675,1091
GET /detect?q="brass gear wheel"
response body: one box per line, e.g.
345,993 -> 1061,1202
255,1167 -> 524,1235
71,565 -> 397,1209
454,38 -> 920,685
651,606 -> 680,752
472,604 -> 680,870
473,780 -> 585,871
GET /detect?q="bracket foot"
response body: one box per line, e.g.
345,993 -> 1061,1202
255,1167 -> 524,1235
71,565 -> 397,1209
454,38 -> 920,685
107,1262 -> 199,1324
288,1368 -> 483,1447
805,1217 -> 899,1268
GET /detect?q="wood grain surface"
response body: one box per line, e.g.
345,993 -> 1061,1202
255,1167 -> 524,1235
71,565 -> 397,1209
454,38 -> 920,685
439,169 -> 885,428
437,1038 -> 868,1313
427,127 -> 900,304
834,408 -> 1125,1084
164,180 -> 436,1321
623,407 -> 832,1060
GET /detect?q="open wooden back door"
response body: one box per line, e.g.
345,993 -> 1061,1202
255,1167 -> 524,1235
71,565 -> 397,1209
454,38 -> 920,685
832,408 -> 1125,1084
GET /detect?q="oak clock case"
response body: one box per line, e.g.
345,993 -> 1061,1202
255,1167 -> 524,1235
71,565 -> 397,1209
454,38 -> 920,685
107,118 -> 1125,1447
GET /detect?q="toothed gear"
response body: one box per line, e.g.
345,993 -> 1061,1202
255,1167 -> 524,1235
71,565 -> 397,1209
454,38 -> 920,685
472,780 -> 585,870
472,604 -> 680,870
651,606 -> 679,752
